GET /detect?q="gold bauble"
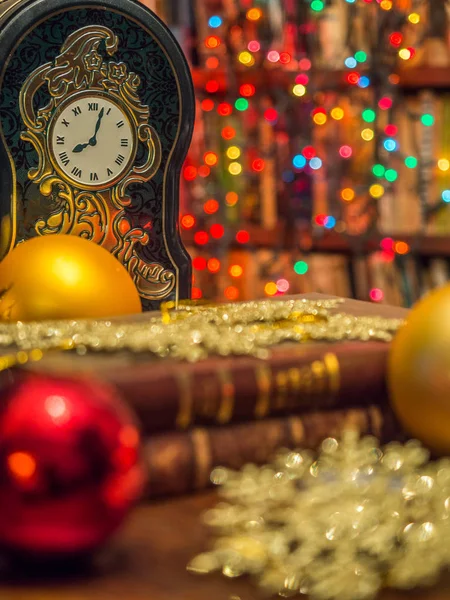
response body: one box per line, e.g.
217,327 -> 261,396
388,284 -> 450,454
0,235 -> 142,321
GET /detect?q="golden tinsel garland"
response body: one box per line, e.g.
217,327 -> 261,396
188,431 -> 450,600
0,298 -> 403,361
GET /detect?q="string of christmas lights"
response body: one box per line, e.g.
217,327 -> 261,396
180,0 -> 448,305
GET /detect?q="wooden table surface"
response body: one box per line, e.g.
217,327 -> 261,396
1,491 -> 450,600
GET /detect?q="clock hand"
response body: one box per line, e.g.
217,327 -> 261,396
89,107 -> 105,146
71,108 -> 106,152
72,142 -> 90,153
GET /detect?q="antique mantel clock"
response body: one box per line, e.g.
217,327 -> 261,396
0,0 -> 195,309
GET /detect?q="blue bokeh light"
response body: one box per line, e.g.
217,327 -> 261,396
282,170 -> 295,183
384,138 -> 397,152
324,216 -> 336,229
358,76 -> 370,88
293,155 -> 307,169
208,15 -> 222,28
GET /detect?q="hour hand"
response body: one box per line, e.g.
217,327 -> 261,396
72,142 -> 90,153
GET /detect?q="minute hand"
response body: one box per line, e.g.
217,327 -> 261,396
89,107 -> 105,145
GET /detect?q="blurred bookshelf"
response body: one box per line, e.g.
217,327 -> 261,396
183,226 -> 450,256
152,0 -> 450,308
192,67 -> 450,94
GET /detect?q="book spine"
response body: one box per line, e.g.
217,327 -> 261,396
106,342 -> 392,435
142,406 -> 402,499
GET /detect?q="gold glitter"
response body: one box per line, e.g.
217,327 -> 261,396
0,299 -> 403,361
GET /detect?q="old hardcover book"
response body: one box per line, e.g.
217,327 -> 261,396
143,405 -> 402,498
95,341 -> 394,435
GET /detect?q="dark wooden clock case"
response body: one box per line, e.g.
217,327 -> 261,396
0,0 -> 195,310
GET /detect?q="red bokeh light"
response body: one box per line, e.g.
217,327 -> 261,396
193,257 -> 207,270
194,231 -> 209,245
298,58 -> 311,70
207,258 -> 221,273
192,287 -> 203,300
302,146 -> 316,159
218,102 -> 233,116
201,99 -> 214,112
224,286 -> 239,301
370,288 -> 384,302
380,237 -> 394,251
183,166 -> 197,181
240,83 -> 256,97
339,145 -> 353,159
346,72 -> 360,85
252,158 -> 265,172
295,73 -> 309,85
384,124 -> 398,136
279,52 -> 291,64
381,250 -> 395,262
198,165 -> 211,178
236,230 -> 250,244
222,126 -> 236,140
205,80 -> 219,93
378,97 -> 393,110
315,214 -> 326,226
204,199 -> 219,214
389,32 -> 403,47
181,214 -> 195,229
264,108 -> 278,122
210,223 -> 225,239
205,35 -> 221,49
205,56 -> 219,70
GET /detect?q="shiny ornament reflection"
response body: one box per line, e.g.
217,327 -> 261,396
389,283 -> 450,454
0,235 -> 142,321
0,373 -> 145,555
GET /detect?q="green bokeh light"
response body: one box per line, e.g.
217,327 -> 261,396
354,51 -> 367,63
310,0 -> 324,11
294,261 -> 309,275
385,169 -> 398,182
235,98 -> 249,111
405,156 -> 418,168
421,114 -> 434,127
362,109 -> 376,123
372,164 -> 385,177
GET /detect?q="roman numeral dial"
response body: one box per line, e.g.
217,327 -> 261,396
50,93 -> 135,188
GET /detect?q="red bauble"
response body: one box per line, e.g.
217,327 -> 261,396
0,373 -> 145,555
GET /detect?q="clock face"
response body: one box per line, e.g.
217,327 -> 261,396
48,93 -> 136,189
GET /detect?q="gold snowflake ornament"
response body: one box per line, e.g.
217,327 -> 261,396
188,431 -> 450,600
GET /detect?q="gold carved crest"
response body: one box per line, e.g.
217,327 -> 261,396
19,25 -> 176,301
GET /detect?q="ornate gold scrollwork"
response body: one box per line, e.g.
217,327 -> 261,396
19,25 -> 174,301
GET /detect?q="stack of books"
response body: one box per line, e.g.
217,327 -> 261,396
28,295 -> 407,499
